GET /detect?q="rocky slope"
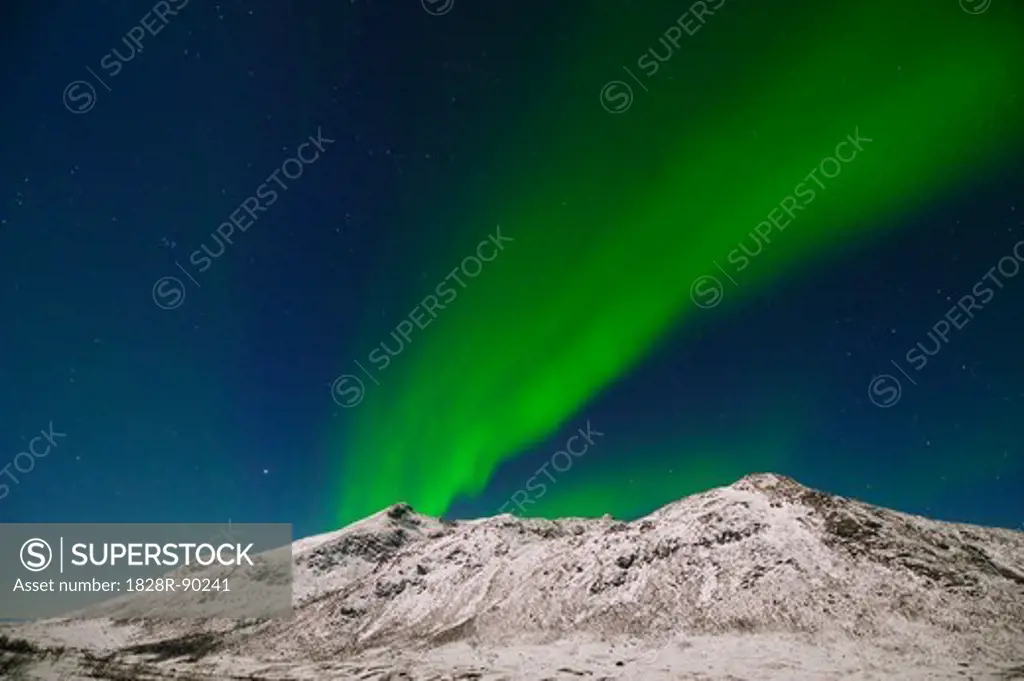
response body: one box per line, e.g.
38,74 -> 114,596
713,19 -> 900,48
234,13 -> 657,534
2,473 -> 1023,679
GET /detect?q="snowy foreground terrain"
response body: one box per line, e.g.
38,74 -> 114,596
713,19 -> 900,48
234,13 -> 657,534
2,473 -> 1023,679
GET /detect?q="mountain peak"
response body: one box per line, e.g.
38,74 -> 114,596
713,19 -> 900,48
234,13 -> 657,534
385,501 -> 415,520
731,471 -> 805,491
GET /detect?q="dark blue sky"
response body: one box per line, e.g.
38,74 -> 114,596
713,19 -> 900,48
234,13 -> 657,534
1,0 -> 1022,539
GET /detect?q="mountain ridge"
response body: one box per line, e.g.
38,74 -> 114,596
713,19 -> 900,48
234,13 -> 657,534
3,472 -> 1023,679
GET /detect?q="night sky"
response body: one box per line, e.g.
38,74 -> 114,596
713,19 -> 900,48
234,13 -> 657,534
1,0 -> 1022,541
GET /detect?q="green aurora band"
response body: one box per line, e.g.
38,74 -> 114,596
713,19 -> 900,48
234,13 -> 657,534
335,0 -> 1024,524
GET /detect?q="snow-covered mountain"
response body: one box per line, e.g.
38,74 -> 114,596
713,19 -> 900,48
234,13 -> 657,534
3,473 -> 1023,679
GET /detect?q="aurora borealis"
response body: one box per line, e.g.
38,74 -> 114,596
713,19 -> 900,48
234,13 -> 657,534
0,0 -> 1021,538
334,0 -> 1024,525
